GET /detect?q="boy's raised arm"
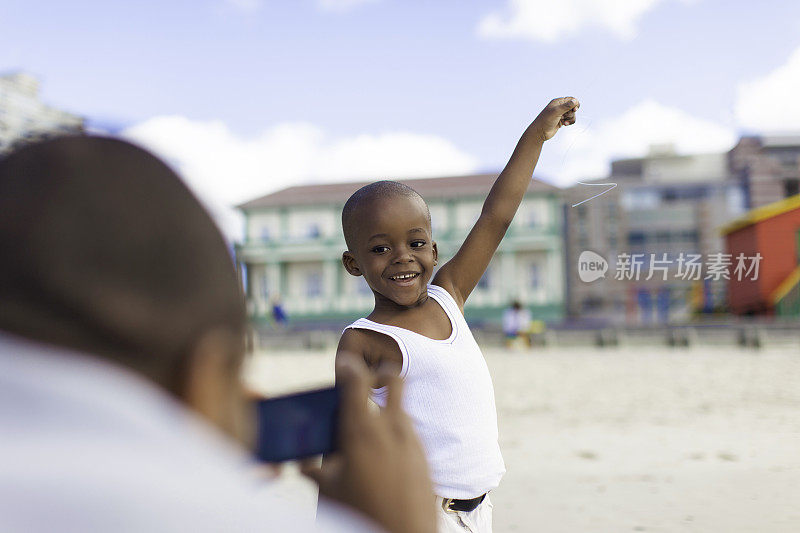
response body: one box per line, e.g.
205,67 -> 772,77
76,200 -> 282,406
433,97 -> 579,308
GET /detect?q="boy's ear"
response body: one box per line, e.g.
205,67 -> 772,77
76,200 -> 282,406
342,251 -> 362,276
432,242 -> 438,266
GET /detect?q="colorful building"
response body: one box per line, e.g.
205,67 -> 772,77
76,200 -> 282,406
729,135 -> 800,209
722,194 -> 800,317
235,174 -> 566,326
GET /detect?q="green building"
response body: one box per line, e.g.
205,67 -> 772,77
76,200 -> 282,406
235,174 -> 565,326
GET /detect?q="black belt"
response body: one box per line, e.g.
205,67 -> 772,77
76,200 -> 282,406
442,493 -> 486,513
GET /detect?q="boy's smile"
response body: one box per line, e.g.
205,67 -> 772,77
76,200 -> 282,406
342,194 -> 437,309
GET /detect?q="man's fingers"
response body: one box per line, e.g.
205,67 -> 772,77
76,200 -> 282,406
300,462 -> 325,485
300,456 -> 340,491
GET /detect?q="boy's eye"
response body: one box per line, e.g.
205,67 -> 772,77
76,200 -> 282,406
371,245 -> 389,253
410,240 -> 427,248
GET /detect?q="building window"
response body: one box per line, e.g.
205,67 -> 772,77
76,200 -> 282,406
477,269 -> 491,291
525,209 -> 540,228
622,190 -> 660,210
727,186 -> 746,214
306,272 -> 322,298
785,179 -> 799,198
260,227 -> 271,242
581,296 -> 602,312
430,207 -> 447,235
680,230 -> 699,243
357,277 -> 372,296
529,264 -> 540,290
629,231 -> 647,246
306,223 -> 321,239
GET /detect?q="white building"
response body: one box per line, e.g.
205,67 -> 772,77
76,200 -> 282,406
0,72 -> 84,154
236,174 -> 566,327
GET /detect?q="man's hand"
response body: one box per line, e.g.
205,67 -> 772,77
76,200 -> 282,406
529,96 -> 580,142
301,353 -> 435,533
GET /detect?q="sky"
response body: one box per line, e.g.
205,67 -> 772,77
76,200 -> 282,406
3,0 -> 800,238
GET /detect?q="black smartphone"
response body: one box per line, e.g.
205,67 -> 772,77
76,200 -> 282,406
254,386 -> 340,463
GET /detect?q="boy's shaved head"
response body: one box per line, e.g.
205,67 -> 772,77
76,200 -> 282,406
342,180 -> 430,249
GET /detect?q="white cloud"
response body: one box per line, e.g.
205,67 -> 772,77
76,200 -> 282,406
538,100 -> 736,185
122,117 -> 478,240
477,0 -> 696,43
317,0 -> 378,12
735,45 -> 800,132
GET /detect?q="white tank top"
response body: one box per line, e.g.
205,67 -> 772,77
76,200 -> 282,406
345,284 -> 506,499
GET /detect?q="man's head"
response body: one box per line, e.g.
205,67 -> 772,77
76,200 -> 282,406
0,136 -> 249,440
341,181 -> 437,307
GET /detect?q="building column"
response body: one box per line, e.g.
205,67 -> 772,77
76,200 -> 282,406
499,251 -> 516,305
267,262 -> 281,299
547,243 -> 563,302
275,262 -> 288,307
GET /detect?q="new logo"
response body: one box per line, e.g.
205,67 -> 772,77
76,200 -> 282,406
578,250 -> 608,283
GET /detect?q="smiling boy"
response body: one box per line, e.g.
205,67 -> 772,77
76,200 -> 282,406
337,97 -> 579,532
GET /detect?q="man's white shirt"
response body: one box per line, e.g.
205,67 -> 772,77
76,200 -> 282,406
0,332 -> 379,533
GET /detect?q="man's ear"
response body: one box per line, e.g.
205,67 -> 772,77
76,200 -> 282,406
342,251 -> 362,276
182,329 -> 251,446
432,242 -> 438,266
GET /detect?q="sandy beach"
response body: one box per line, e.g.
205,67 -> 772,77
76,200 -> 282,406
244,346 -> 800,532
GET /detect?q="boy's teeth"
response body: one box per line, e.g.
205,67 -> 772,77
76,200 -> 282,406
392,273 -> 416,280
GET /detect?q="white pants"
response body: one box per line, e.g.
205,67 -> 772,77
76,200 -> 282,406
435,495 -> 493,533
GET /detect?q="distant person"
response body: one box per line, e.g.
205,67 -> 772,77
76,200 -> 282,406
502,301 -> 532,349
0,137 -> 435,533
271,295 -> 288,328
336,97 -> 579,532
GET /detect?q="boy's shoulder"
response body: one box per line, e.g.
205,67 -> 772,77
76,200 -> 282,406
339,324 -> 403,369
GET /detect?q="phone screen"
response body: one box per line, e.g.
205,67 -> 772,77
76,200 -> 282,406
254,386 -> 340,463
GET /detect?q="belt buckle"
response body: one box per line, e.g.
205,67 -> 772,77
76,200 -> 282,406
442,498 -> 459,514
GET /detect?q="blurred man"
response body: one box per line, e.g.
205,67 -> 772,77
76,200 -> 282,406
0,137 -> 435,533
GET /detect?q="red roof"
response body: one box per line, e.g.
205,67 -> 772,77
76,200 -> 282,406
238,173 -> 560,210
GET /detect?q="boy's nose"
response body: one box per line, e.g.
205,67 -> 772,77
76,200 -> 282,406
392,247 -> 414,263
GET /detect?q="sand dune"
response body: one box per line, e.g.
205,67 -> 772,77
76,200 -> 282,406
244,346 -> 800,532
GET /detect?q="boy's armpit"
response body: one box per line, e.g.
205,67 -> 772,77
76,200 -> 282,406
430,277 -> 466,313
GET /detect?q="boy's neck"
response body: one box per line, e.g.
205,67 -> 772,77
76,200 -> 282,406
365,286 -> 454,342
368,289 -> 430,322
